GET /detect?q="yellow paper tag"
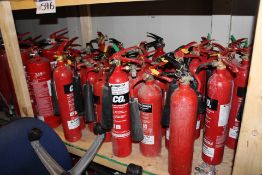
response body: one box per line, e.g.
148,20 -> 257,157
181,49 -> 189,54
210,53 -> 220,57
104,46 -> 108,53
150,68 -> 160,75
67,59 -> 72,65
161,58 -> 168,63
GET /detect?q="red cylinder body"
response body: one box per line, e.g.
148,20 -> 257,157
226,59 -> 249,149
93,76 -> 112,142
53,61 -> 82,142
168,83 -> 198,175
189,58 -> 206,139
202,68 -> 233,165
109,66 -> 132,157
138,80 -> 162,157
26,56 -> 60,128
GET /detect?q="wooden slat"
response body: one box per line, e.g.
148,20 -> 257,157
10,0 -> 148,10
79,5 -> 93,46
232,1 -> 262,175
0,1 -> 33,117
55,126 -> 234,175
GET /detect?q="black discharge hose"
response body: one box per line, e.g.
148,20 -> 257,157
73,61 -> 84,114
101,64 -> 116,130
50,72 -> 60,116
83,81 -> 96,123
161,79 -> 178,128
129,97 -> 144,142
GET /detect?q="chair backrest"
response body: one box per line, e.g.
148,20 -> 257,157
0,117 -> 72,175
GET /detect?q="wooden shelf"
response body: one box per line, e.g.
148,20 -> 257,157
54,125 -> 234,175
10,0 -> 147,10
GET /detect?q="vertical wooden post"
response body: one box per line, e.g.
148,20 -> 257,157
232,1 -> 262,175
0,1 -> 33,117
79,5 -> 92,46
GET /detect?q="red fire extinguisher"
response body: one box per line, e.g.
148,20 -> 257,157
93,71 -> 112,142
138,74 -> 162,157
109,60 -> 132,157
225,55 -> 250,149
168,75 -> 198,175
53,51 -> 82,142
26,54 -> 60,128
199,59 -> 233,165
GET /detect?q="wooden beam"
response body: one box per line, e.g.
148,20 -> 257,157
232,1 -> 262,175
79,5 -> 92,46
10,0 -> 147,10
0,1 -> 33,116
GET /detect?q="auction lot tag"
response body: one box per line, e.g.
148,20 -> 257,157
36,0 -> 56,14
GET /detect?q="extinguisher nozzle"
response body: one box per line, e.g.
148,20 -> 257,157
83,82 -> 96,123
101,85 -> 113,130
130,98 -> 144,142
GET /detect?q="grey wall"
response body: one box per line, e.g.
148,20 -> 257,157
14,1 -> 257,50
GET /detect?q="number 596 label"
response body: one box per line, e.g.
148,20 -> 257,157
36,0 -> 56,14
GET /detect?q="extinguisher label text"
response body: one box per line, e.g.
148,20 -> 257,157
203,144 -> 214,158
67,117 -> 80,130
110,82 -> 129,95
64,83 -> 74,94
218,103 -> 230,126
206,97 -> 218,110
112,93 -> 129,105
142,135 -> 154,145
138,103 -> 152,113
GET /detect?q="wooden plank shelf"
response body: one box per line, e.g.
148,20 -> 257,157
10,0 -> 147,10
54,125 -> 234,175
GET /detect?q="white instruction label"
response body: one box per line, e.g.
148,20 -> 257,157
142,135 -> 154,145
36,0 -> 56,14
218,103 -> 230,126
110,82 -> 129,95
196,120 -> 201,129
67,117 -> 80,130
47,80 -> 52,96
203,144 -> 214,158
229,127 -> 239,139
166,128 -> 170,140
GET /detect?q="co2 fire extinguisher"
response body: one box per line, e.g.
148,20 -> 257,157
53,55 -> 82,142
26,55 -> 60,128
109,60 -> 132,157
168,75 -> 198,175
197,59 -> 233,165
138,74 -> 162,157
225,56 -> 249,149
